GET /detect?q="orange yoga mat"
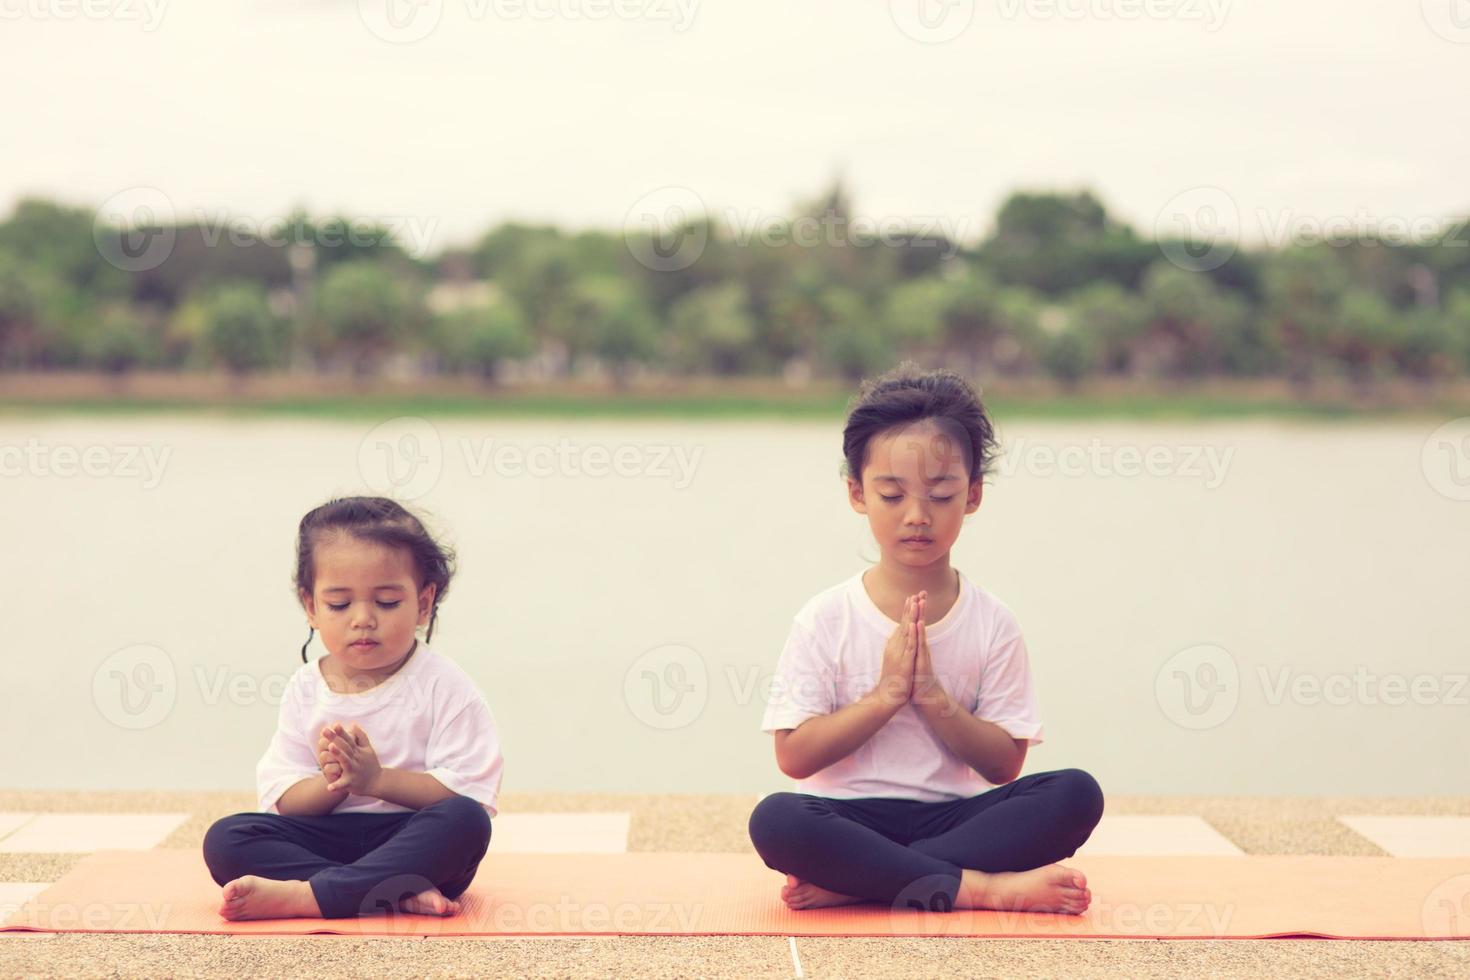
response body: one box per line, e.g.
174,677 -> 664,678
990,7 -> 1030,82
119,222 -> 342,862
4,849 -> 1469,940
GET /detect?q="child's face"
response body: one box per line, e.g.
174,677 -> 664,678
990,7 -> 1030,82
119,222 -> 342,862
300,534 -> 435,669
847,421 -> 982,567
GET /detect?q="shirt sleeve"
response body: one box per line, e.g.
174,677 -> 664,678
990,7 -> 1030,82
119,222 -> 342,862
760,618 -> 835,733
974,612 -> 1045,747
425,695 -> 504,818
255,675 -> 320,813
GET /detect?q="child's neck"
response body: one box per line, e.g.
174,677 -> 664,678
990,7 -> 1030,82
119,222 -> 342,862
865,554 -> 961,607
322,640 -> 418,694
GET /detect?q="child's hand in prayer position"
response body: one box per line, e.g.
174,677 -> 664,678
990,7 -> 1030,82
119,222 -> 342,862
316,735 -> 343,786
320,722 -> 382,796
910,592 -> 951,710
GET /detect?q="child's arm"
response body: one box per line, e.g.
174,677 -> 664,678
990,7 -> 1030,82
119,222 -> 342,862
774,687 -> 904,778
369,768 -> 459,809
774,595 -> 920,779
257,675 -> 347,817
912,606 -> 1027,784
913,692 -> 1027,784
275,773 -> 351,817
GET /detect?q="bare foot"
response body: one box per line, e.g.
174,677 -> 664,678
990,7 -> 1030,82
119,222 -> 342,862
219,876 -> 321,921
398,886 -> 461,917
957,863 -> 1091,915
781,873 -> 865,910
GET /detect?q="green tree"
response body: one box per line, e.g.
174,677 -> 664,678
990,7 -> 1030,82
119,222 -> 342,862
1260,246 -> 1350,386
562,275 -> 660,385
201,282 -> 285,377
937,273 -> 1002,377
0,252 -> 65,368
81,306 -> 154,376
1063,282 -> 1149,374
1039,319 -> 1101,387
1446,290 -> 1470,371
1330,290 -> 1396,386
1139,262 -> 1250,378
433,301 -> 534,382
1390,308 -> 1459,381
978,191 -> 1155,296
313,261 -> 422,376
765,267 -> 830,363
0,198 -> 127,297
882,278 -> 950,352
819,287 -> 892,381
666,282 -> 759,374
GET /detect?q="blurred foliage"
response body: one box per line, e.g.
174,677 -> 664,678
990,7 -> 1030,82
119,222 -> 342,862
2,186 -> 1468,387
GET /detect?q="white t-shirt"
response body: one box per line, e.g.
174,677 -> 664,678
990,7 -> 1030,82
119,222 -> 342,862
256,642 -> 504,817
760,570 -> 1044,802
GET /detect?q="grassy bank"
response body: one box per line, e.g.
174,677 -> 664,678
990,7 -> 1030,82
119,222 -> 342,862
3,372 -> 1470,421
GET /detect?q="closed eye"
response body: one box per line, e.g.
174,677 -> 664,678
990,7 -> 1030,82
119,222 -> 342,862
326,601 -> 402,611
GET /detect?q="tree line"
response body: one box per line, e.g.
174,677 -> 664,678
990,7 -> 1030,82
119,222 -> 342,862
1,185 -> 1468,389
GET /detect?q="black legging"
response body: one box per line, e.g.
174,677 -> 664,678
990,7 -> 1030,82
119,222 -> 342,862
202,795 -> 492,918
748,768 -> 1103,910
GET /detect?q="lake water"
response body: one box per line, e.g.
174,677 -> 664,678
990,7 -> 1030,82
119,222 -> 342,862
5,414 -> 1468,797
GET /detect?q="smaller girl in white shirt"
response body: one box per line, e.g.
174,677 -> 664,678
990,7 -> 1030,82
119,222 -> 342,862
203,496 -> 503,921
749,364 -> 1104,915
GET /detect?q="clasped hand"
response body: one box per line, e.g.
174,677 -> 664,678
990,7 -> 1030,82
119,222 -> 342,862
877,591 -> 949,709
316,721 -> 382,796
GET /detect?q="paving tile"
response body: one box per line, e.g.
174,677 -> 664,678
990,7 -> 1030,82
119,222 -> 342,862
1338,816 -> 1470,856
491,813 -> 630,854
0,814 -> 189,854
1074,815 -> 1243,856
0,815 -> 36,843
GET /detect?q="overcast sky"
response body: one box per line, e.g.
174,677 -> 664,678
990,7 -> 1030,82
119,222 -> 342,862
3,0 -> 1468,256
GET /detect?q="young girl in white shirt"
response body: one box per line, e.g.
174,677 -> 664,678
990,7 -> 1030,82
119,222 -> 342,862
203,496 -> 503,920
749,364 -> 1104,915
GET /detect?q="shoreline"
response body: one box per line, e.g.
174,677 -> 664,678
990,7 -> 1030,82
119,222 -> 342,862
4,372 -> 1470,420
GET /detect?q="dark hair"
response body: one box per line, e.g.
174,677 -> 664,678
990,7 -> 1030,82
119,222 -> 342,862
293,496 -> 456,662
841,362 -> 998,485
